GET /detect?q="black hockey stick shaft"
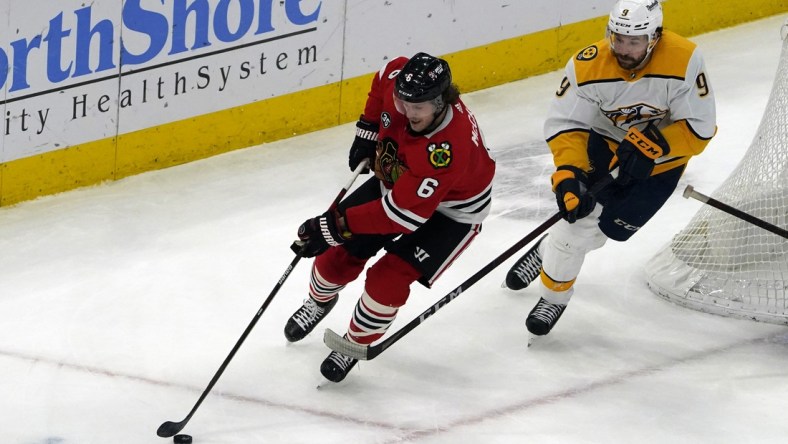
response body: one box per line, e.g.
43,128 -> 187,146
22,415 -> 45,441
157,160 -> 369,438
324,173 -> 616,361
365,211 -> 562,359
683,185 -> 788,239
324,212 -> 562,360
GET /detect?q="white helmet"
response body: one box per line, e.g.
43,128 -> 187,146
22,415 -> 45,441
607,0 -> 663,53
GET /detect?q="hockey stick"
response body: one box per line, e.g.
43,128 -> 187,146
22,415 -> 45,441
323,173 -> 616,361
324,212 -> 561,360
157,160 -> 369,438
683,185 -> 788,239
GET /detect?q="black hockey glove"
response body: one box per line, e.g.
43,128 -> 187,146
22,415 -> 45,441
292,209 -> 350,258
348,116 -> 379,172
552,165 -> 596,224
616,124 -> 670,186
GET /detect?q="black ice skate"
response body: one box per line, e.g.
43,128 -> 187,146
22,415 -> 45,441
284,296 -> 338,343
526,297 -> 567,337
504,234 -> 547,290
320,349 -> 358,383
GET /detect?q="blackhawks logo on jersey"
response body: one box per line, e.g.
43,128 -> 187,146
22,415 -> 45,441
427,142 -> 452,169
375,137 -> 407,183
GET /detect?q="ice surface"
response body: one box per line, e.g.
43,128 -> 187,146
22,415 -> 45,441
0,15 -> 786,444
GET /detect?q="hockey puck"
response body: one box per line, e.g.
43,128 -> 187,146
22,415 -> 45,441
173,434 -> 192,444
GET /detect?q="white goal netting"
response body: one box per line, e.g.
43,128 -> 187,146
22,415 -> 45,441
645,24 -> 788,325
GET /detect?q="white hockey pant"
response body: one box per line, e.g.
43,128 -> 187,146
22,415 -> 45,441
541,205 -> 608,305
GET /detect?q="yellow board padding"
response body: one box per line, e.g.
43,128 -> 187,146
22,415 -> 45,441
115,83 -> 341,179
337,20 -> 607,123
445,27 -> 560,95
2,1 -> 787,206
338,74 -> 375,127
1,138 -> 117,207
664,0 -> 788,37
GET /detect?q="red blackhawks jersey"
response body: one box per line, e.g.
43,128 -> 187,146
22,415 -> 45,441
345,57 -> 496,235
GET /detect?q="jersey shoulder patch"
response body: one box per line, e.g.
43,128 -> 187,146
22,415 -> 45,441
576,45 -> 598,61
426,142 -> 452,169
572,38 -> 621,85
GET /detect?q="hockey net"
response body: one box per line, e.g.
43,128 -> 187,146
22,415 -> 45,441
645,25 -> 788,325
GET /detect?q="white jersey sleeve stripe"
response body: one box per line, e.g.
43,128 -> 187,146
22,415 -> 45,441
442,182 -> 492,211
382,191 -> 427,232
436,182 -> 493,224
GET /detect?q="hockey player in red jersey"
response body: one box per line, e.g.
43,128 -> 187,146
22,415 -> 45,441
503,0 -> 716,339
285,52 -> 496,382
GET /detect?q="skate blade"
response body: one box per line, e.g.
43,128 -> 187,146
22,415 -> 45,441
316,377 -> 336,390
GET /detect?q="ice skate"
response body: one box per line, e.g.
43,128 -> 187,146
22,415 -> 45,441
525,297 -> 567,341
320,349 -> 358,383
284,296 -> 338,343
503,234 -> 547,290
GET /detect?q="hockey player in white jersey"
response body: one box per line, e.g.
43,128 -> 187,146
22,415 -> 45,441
504,0 -> 717,338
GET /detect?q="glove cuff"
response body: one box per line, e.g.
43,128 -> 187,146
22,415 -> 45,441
320,216 -> 344,246
624,126 -> 667,159
552,165 -> 588,191
356,117 -> 379,142
320,209 -> 351,247
334,208 -> 353,240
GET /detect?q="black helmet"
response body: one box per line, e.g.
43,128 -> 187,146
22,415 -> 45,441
395,52 -> 451,103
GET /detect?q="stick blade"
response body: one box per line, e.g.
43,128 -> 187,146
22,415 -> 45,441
323,329 -> 370,360
157,420 -> 184,438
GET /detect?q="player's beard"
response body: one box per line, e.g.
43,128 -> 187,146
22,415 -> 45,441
613,47 -> 651,70
615,54 -> 642,70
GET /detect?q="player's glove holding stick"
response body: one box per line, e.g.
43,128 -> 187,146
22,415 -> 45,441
615,124 -> 670,186
291,208 -> 352,257
551,165 -> 596,224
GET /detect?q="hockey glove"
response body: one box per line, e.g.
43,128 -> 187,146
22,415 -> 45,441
616,124 -> 670,186
552,165 -> 596,224
348,116 -> 379,172
292,209 -> 351,258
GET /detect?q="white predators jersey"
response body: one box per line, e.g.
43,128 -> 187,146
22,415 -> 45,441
544,30 -> 717,174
